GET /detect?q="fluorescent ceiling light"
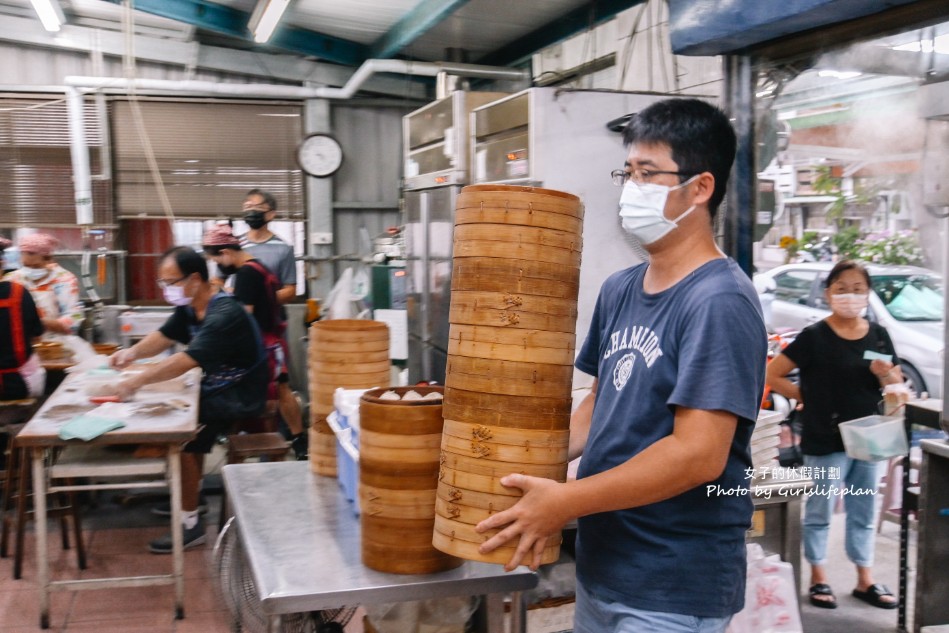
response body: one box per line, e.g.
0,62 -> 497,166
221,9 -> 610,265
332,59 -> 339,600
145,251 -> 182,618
29,0 -> 65,32
817,70 -> 862,80
248,0 -> 291,44
890,34 -> 949,55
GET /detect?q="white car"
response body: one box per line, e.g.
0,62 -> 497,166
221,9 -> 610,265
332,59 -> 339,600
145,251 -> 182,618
754,262 -> 944,398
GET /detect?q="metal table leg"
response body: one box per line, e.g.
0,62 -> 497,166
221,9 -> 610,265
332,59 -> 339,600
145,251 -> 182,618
32,447 -> 50,629
509,591 -> 526,633
168,444 -> 185,619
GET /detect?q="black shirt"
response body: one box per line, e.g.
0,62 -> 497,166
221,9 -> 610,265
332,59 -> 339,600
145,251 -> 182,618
231,260 -> 279,335
784,320 -> 898,455
159,292 -> 264,389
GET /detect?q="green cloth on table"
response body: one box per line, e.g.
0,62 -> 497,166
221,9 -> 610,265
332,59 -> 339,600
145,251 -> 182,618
58,415 -> 126,441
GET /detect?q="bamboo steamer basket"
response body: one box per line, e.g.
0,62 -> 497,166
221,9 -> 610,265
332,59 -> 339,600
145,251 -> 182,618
309,319 -> 389,343
443,387 -> 572,418
441,420 -> 569,447
435,184 -> 581,565
440,450 -> 568,481
308,425 -> 337,477
307,320 -> 390,476
440,435 -> 569,465
309,348 -> 390,364
449,324 -> 575,351
446,355 -> 573,383
444,371 -> 569,399
433,513 -> 561,549
456,185 -> 585,218
448,292 -> 577,332
452,239 -> 580,266
438,465 -> 529,497
360,485 -> 436,519
452,259 -> 579,299
453,224 -> 582,253
446,338 -> 573,366
361,540 -> 461,575
431,516 -> 561,566
357,386 -> 462,574
454,206 -> 583,234
359,386 -> 446,434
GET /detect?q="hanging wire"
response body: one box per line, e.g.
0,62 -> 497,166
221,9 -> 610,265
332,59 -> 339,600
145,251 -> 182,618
122,0 -> 177,232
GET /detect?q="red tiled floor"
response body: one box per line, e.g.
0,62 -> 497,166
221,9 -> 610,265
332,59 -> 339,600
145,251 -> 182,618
172,609 -> 233,633
0,514 -> 363,632
0,586 -> 75,629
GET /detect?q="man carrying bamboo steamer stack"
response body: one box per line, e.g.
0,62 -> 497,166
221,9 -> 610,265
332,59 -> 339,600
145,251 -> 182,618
476,98 -> 767,633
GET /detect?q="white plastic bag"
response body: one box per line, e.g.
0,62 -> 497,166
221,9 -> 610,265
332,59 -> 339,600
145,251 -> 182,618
728,544 -> 802,633
325,268 -> 355,320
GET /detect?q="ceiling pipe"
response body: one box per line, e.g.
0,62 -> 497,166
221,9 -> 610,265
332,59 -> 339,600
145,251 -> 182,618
64,58 -> 529,225
64,58 -> 529,99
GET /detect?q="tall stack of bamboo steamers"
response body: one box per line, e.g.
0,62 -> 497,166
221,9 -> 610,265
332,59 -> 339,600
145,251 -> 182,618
307,184 -> 583,571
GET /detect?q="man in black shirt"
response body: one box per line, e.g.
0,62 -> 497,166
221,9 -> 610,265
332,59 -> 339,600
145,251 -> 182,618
112,246 -> 267,553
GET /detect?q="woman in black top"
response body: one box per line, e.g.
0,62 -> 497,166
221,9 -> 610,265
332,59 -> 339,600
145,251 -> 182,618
766,260 -> 903,611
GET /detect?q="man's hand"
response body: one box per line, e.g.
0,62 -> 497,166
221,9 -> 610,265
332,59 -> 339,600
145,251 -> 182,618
114,375 -> 143,402
475,474 -> 570,572
109,348 -> 137,369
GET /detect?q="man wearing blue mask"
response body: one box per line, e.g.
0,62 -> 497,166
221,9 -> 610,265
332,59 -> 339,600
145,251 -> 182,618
476,99 -> 767,633
111,246 -> 268,553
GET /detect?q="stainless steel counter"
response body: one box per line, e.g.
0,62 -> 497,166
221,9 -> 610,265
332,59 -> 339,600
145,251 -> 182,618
222,461 -> 538,631
914,439 -> 949,632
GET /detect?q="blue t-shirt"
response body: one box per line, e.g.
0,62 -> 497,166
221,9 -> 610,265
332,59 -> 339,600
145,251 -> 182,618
574,258 -> 767,618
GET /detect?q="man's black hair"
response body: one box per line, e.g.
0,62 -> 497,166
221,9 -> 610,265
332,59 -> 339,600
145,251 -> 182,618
162,246 -> 209,282
246,188 -> 278,212
622,98 -> 736,218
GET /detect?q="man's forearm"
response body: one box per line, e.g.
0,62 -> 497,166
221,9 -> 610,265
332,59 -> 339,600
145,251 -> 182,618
129,330 -> 175,360
276,284 -> 295,304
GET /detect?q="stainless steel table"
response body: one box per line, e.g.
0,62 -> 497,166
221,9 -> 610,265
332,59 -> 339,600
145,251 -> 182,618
914,439 -> 949,632
222,461 -> 538,632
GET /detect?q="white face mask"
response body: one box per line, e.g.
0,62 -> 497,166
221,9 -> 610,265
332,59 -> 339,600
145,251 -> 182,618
618,176 -> 698,245
23,266 -> 49,281
162,283 -> 193,307
829,293 -> 869,318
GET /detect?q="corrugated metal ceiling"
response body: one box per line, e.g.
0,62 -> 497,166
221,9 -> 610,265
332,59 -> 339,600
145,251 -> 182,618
0,0 -> 642,67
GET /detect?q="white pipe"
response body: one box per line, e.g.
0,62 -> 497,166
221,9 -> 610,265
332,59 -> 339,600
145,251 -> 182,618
62,59 -> 528,228
65,86 -> 94,225
64,58 -> 529,99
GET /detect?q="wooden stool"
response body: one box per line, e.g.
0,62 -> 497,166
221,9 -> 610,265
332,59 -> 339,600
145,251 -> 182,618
0,438 -> 87,579
0,398 -> 38,427
218,432 -> 289,530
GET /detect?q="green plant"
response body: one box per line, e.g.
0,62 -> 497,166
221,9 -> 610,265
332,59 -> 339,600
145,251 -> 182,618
853,230 -> 924,266
833,226 -> 861,261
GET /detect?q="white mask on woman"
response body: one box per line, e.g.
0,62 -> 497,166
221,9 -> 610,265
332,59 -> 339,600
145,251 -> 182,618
23,266 -> 49,281
829,293 -> 869,318
618,175 -> 698,245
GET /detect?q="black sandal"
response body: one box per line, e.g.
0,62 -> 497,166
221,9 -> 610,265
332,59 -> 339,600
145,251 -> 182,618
852,584 -> 898,609
809,583 -> 838,609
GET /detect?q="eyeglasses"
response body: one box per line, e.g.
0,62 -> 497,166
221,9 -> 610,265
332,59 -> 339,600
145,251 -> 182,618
611,168 -> 697,186
155,275 -> 187,290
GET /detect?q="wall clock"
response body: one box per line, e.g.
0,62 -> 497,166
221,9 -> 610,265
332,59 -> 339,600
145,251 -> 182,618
297,133 -> 343,178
